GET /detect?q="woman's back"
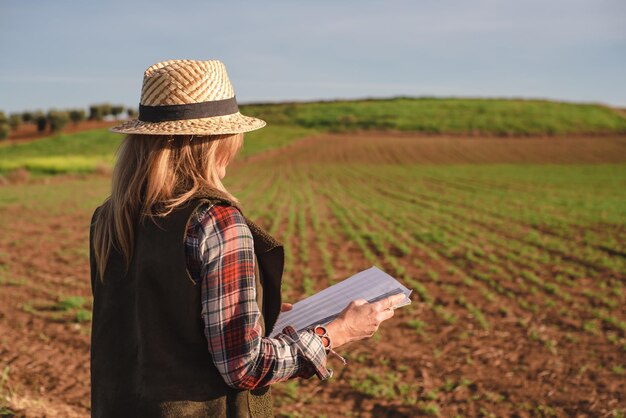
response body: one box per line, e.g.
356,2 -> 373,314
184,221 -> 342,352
89,195 -> 277,417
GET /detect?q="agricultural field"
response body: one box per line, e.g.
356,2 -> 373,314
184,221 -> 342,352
0,98 -> 626,417
0,125 -> 319,174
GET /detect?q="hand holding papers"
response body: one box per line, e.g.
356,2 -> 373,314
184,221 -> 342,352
269,265 -> 413,338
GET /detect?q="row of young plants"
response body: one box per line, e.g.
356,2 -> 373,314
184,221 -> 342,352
417,175 -> 626,258
252,163 -> 566,415
258,161 -> 620,355
363,165 -> 625,277
348,165 -> 625,345
213,150 -> 625,415
233,158 -> 625,352
316,166 -> 504,331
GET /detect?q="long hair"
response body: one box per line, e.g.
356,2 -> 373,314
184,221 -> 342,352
92,132 -> 244,282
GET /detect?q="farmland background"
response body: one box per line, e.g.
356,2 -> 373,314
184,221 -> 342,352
1,98 -> 626,417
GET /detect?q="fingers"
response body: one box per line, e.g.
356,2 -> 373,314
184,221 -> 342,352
340,295 -> 404,342
373,293 -> 406,312
350,299 -> 368,307
280,303 -> 293,312
389,293 -> 407,308
377,306 -> 396,322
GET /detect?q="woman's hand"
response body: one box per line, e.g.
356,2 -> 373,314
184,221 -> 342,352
324,293 -> 406,349
280,303 -> 293,312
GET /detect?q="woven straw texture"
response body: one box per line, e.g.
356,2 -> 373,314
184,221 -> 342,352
110,59 -> 266,135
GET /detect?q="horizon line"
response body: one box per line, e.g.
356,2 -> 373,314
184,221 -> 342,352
2,94 -> 625,115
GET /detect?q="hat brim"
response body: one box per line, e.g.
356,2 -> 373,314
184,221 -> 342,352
109,111 -> 266,135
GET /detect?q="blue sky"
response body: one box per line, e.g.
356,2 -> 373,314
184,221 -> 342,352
1,0 -> 625,113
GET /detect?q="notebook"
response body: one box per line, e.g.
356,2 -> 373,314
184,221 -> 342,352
269,265 -> 413,338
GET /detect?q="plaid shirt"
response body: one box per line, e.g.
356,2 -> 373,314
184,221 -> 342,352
185,202 -> 333,390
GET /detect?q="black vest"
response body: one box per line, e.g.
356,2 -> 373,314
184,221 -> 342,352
89,191 -> 284,417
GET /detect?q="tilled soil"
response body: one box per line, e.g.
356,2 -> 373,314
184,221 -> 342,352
0,133 -> 625,417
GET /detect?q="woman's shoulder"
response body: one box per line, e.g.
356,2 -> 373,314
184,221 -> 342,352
89,203 -> 106,229
188,200 -> 251,240
185,200 -> 254,283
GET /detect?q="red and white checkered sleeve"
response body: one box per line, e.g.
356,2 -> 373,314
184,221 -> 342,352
185,202 -> 332,390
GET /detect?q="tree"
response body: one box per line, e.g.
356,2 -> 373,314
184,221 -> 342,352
35,112 -> 47,132
69,109 -> 87,124
100,103 -> 112,118
127,107 -> 138,118
0,124 -> 9,140
89,103 -> 113,120
89,105 -> 103,121
111,105 -> 124,119
9,113 -> 22,130
0,112 -> 9,140
47,110 -> 69,133
21,111 -> 33,123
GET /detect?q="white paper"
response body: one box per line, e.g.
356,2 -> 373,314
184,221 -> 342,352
269,265 -> 412,337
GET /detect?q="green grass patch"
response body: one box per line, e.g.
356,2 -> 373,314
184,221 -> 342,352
0,128 -> 121,174
0,125 -> 318,175
18,295 -> 91,324
406,319 -> 427,335
0,155 -> 115,174
0,128 -> 122,158
241,97 -> 626,135
55,295 -> 86,311
0,176 -> 110,210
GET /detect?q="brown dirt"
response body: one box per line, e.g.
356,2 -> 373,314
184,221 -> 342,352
242,132 -> 626,165
0,133 -> 625,417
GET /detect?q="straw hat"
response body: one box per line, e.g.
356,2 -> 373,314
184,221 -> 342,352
110,59 -> 266,135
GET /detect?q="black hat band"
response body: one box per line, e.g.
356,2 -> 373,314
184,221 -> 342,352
138,96 -> 239,122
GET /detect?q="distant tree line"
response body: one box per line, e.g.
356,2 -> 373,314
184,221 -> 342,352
0,104 -> 138,140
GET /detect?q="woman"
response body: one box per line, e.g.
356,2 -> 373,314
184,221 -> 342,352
89,59 -> 404,417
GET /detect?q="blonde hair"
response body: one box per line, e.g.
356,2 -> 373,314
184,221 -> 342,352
92,132 -> 244,282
